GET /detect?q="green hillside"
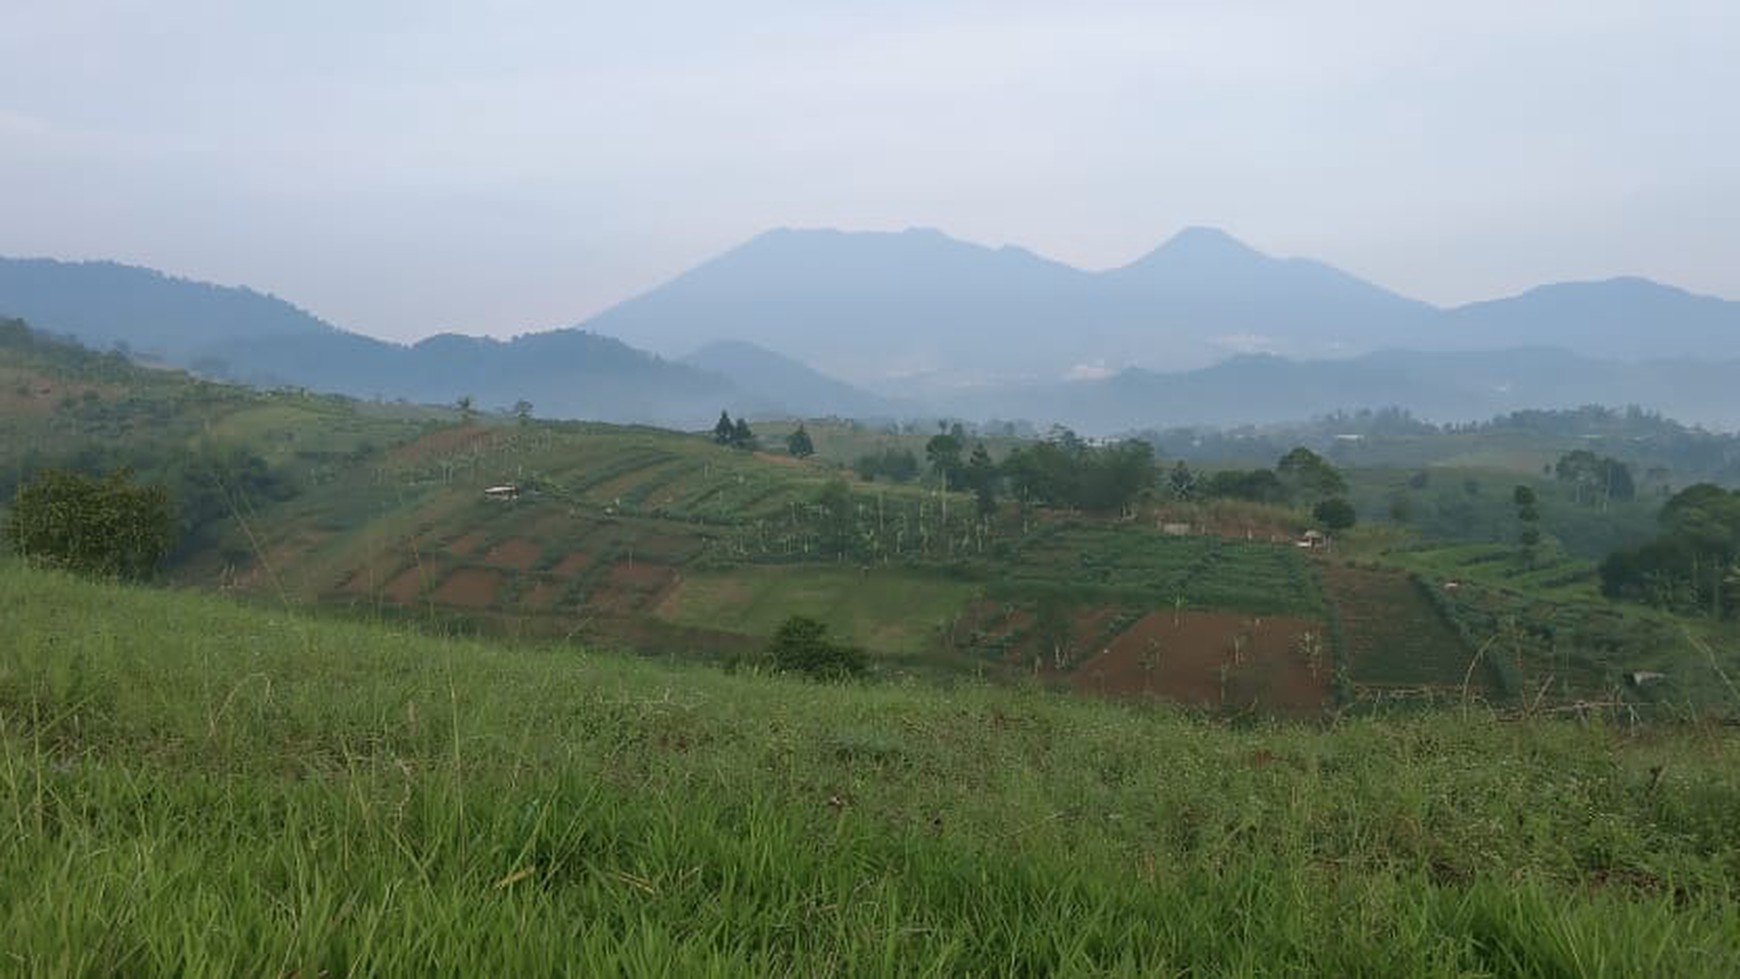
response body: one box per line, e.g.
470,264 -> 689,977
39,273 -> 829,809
3,563 -> 1738,975
6,318 -> 1739,716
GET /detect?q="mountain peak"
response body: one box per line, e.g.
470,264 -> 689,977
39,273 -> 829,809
1166,225 -> 1252,249
1119,226 -> 1269,273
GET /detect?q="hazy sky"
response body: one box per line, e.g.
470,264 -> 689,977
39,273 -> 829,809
2,1 -> 1735,342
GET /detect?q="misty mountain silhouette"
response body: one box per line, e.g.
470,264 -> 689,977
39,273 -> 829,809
5,228 -> 1740,430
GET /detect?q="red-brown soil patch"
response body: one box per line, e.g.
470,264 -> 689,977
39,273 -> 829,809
1071,611 -> 1332,715
482,536 -> 541,570
522,580 -> 567,610
590,561 -> 679,615
1071,607 -> 1133,650
447,530 -> 487,556
625,534 -> 703,563
607,560 -> 675,591
342,555 -> 407,596
431,567 -> 503,609
384,564 -> 439,604
954,599 -> 1036,656
752,451 -> 808,468
551,552 -> 593,577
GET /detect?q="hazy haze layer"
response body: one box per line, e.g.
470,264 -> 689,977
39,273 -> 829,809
2,1 -> 1735,342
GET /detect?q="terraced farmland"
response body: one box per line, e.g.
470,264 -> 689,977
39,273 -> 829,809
1317,562 -> 1485,697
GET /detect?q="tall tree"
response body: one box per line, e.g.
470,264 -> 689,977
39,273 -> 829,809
964,443 -> 998,516
1276,447 -> 1347,504
731,417 -> 756,450
786,424 -> 815,458
925,431 -> 965,490
1514,484 -> 1542,566
713,410 -> 736,446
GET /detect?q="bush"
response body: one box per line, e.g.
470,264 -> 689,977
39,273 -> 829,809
766,616 -> 866,680
3,468 -> 177,579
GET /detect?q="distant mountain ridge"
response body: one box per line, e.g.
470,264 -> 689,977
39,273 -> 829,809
579,226 -> 1740,386
940,347 -> 1740,432
6,228 -> 1740,431
0,258 -> 343,361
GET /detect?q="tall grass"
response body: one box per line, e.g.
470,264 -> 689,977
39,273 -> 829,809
2,562 -> 1738,975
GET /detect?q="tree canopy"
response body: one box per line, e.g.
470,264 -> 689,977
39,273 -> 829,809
3,468 -> 177,579
1600,483 -> 1740,617
1002,432 -> 1155,513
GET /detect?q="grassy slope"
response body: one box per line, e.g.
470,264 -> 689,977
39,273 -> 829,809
3,563 -> 1738,975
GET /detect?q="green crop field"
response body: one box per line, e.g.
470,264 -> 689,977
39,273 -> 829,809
653,565 -> 979,657
4,563 -> 1739,975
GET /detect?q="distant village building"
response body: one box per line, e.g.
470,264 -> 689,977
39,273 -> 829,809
1296,529 -> 1329,551
483,484 -> 519,501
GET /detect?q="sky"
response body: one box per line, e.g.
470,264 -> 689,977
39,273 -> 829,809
1,0 -> 1736,343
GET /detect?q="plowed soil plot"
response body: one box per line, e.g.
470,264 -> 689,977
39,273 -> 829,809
521,580 -> 566,610
447,531 -> 487,557
1072,611 -> 1332,715
384,564 -> 438,604
431,568 -> 503,609
552,552 -> 593,578
593,562 -> 678,614
482,537 -> 541,570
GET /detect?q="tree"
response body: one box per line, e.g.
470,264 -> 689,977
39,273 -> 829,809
765,616 -> 866,680
964,443 -> 998,516
1554,449 -> 1635,506
1312,497 -> 1357,531
1166,461 -> 1198,501
1601,483 -> 1740,616
786,424 -> 815,458
1204,468 -> 1287,505
1276,447 -> 1347,504
925,431 -> 964,490
713,410 -> 736,446
732,417 -> 756,450
1514,484 -> 1542,565
456,395 -> 476,423
3,468 -> 177,579
513,400 -> 534,425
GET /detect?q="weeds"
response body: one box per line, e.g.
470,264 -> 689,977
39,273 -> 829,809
2,563 -> 1738,975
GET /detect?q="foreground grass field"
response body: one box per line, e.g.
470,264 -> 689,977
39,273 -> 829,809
3,563 -> 1739,975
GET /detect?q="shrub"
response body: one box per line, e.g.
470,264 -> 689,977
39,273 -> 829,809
766,615 -> 866,680
3,468 -> 177,579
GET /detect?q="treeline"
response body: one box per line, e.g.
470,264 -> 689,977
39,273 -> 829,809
1601,484 -> 1740,618
2,439 -> 302,558
847,424 -> 1353,523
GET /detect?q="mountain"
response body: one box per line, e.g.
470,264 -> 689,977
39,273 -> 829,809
0,257 -> 744,428
0,258 -> 344,362
948,347 -> 1740,433
1096,227 -> 1437,356
9,235 -> 1740,433
680,340 -> 906,419
583,226 -> 1439,384
1440,278 -> 1740,361
584,227 -> 1097,386
395,330 -> 741,427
